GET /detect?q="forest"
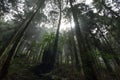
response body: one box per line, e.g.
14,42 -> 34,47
0,0 -> 120,80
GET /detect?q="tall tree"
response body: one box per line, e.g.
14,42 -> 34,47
0,0 -> 45,79
69,0 -> 98,80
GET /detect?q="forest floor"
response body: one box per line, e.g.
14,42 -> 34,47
3,64 -> 82,80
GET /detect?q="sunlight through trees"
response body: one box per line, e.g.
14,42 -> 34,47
0,0 -> 120,80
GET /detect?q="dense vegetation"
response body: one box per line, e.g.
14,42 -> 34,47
0,0 -> 120,80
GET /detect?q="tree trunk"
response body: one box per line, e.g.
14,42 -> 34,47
69,0 -> 97,80
48,0 -> 62,70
